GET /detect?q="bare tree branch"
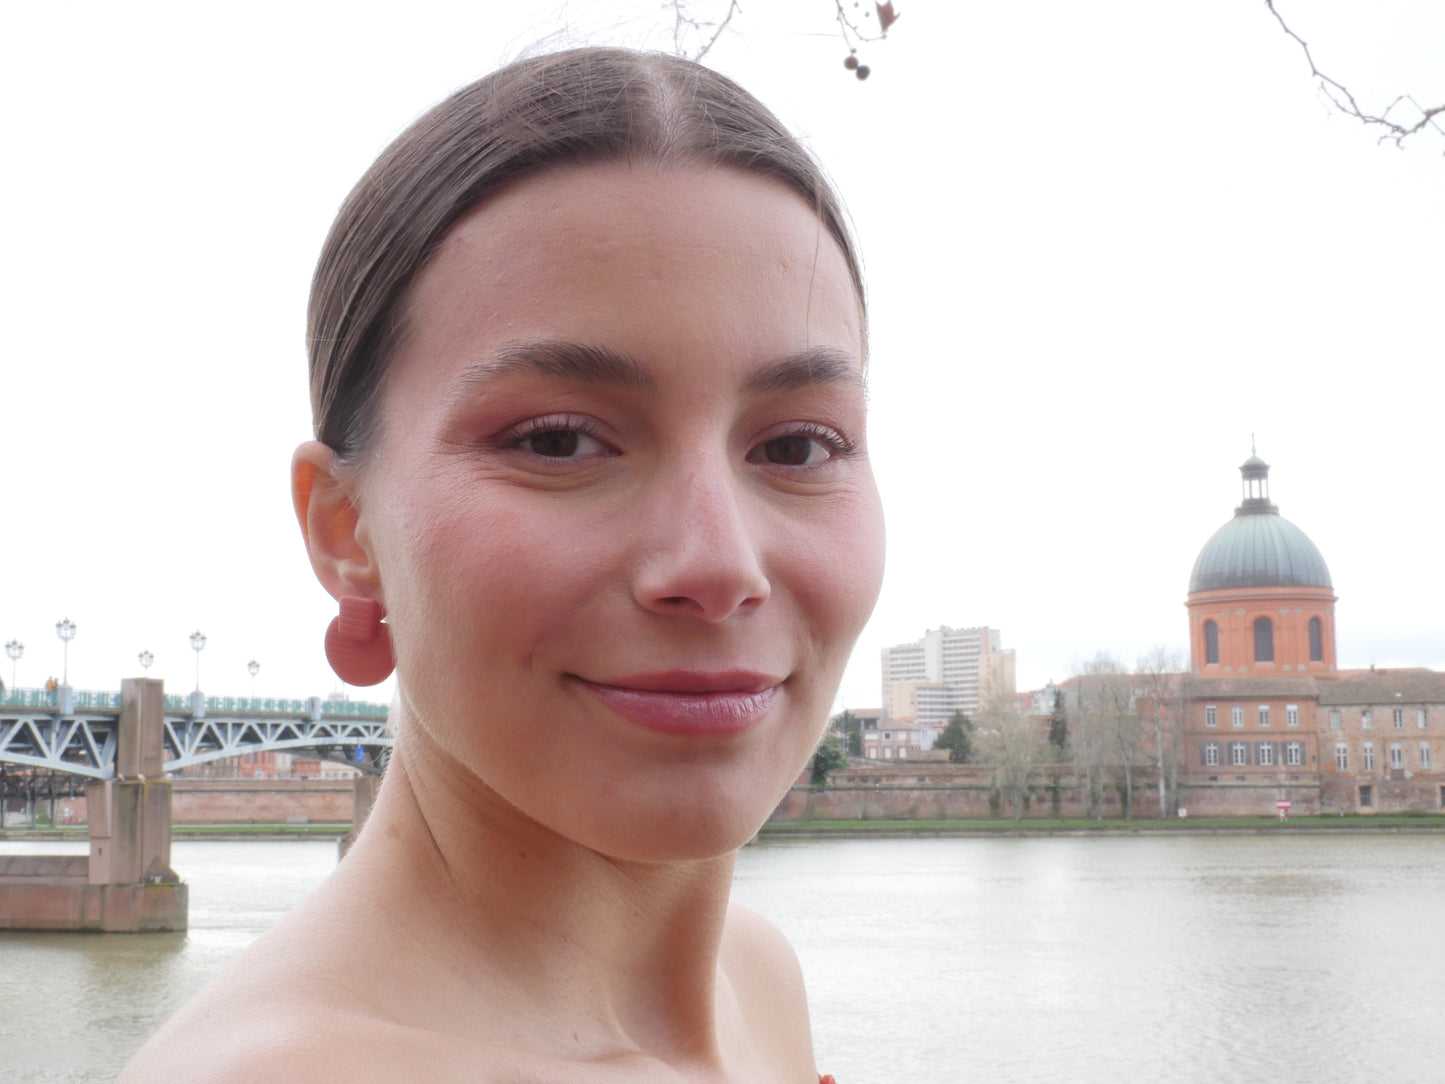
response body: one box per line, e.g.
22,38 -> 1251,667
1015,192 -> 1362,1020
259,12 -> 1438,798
672,0 -> 742,61
1267,0 -> 1445,151
665,1 -> 897,78
832,0 -> 894,49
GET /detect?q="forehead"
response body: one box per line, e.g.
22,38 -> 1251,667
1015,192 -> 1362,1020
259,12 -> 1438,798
393,161 -> 863,381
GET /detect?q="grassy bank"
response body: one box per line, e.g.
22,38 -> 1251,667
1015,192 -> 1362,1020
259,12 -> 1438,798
759,814 -> 1445,837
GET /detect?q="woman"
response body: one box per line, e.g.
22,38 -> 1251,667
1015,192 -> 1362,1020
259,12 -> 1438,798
122,47 -> 882,1082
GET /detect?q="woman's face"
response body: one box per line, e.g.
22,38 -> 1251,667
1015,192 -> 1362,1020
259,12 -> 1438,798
353,162 -> 883,860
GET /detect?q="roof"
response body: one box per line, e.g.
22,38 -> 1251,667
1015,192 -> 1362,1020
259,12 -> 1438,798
1181,670 -> 1445,705
1183,676 -> 1320,700
1189,455 -> 1331,593
1189,512 -> 1333,592
1317,670 -> 1445,706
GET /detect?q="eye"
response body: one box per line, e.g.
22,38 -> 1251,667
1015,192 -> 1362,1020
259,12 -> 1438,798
524,429 -> 599,458
506,415 -> 612,459
747,424 -> 855,467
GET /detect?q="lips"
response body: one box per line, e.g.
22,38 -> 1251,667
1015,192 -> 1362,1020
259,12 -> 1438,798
575,671 -> 782,736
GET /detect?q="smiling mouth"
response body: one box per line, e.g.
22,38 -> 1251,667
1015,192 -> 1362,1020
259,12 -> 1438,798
574,672 -> 782,736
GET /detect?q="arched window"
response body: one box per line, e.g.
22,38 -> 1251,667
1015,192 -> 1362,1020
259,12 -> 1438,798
1254,617 -> 1274,663
1309,617 -> 1323,662
1204,620 -> 1219,665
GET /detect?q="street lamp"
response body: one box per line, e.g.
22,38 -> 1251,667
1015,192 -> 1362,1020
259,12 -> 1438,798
55,619 -> 76,687
139,650 -> 154,675
247,659 -> 260,701
4,640 -> 21,690
189,631 -> 207,693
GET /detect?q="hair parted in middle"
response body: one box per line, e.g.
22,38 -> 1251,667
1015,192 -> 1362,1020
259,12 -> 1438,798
307,46 -> 866,465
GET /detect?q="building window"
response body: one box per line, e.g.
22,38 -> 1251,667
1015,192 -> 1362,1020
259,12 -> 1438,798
1204,742 -> 1221,767
1286,704 -> 1299,728
1389,743 -> 1404,770
1285,742 -> 1303,767
1329,710 -> 1341,731
1393,708 -> 1404,730
1335,743 -> 1349,771
1420,742 -> 1432,769
1258,706 -> 1271,728
1258,743 -> 1275,767
884,747 -> 893,760
1230,742 -> 1249,766
1204,620 -> 1219,665
1205,705 -> 1217,727
1309,617 -> 1323,662
1363,742 -> 1375,771
1253,617 -> 1274,662
1232,706 -> 1244,728
1359,784 -> 1373,808
1361,711 -> 1372,730
866,748 -> 877,759
897,747 -> 908,759
1419,709 -> 1429,730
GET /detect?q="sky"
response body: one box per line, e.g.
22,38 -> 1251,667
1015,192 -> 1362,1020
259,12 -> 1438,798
2,0 -> 1442,712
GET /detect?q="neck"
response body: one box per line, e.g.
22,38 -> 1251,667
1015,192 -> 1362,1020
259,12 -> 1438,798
339,726 -> 740,1065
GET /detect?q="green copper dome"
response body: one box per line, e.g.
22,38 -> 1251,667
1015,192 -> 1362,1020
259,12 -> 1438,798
1188,455 -> 1332,593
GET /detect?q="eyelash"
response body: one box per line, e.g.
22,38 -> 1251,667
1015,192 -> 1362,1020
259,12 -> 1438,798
500,414 -> 610,451
783,421 -> 858,459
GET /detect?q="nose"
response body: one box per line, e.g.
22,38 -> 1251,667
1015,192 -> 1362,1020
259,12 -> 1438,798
631,465 -> 771,623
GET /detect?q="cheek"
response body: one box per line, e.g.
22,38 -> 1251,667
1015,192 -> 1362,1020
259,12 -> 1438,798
372,481 -> 616,674
783,487 -> 886,654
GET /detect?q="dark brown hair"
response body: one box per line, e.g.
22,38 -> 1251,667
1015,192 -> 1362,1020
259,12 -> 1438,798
307,46 -> 865,460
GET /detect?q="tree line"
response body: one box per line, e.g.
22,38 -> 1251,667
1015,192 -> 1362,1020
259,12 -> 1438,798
817,646 -> 1187,821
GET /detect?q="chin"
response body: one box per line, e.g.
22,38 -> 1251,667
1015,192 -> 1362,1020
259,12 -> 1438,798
561,778 -> 786,865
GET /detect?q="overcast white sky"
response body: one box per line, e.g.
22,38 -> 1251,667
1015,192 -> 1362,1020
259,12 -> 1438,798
3,1 -> 1441,711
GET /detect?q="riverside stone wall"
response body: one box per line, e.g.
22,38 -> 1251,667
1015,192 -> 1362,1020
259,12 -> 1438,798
40,779 -> 356,826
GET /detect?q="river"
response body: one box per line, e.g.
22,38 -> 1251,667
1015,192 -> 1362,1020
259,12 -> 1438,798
2,833 -> 1442,1082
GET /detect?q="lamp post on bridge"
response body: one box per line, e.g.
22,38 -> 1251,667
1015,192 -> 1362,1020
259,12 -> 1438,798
139,650 -> 154,676
4,640 -> 21,691
55,618 -> 76,687
189,632 -> 206,691
189,631 -> 207,718
247,659 -> 260,702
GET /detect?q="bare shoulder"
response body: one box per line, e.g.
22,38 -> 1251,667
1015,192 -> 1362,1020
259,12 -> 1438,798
117,969 -> 502,1084
118,883 -> 414,1082
119,1001 -> 374,1083
720,900 -> 817,1073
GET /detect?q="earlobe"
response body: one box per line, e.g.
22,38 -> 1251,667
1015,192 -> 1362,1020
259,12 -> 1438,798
291,441 -> 379,602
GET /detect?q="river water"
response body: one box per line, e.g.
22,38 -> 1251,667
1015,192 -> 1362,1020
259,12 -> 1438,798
2,833 -> 1442,1082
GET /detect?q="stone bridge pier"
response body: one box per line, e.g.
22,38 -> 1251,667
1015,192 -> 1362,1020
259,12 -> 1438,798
0,678 -> 187,931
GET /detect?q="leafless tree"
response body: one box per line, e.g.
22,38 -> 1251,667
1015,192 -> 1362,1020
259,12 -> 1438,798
1063,678 -> 1103,820
1268,0 -> 1444,151
667,1 -> 1439,147
1136,645 -> 1186,819
975,678 -> 1047,821
1071,654 -> 1137,819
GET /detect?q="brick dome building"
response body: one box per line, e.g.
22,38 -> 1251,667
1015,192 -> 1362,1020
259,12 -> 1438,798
1179,452 -> 1444,816
1186,454 -> 1337,675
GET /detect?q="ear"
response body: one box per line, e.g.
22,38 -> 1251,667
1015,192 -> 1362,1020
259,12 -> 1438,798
292,441 -> 380,603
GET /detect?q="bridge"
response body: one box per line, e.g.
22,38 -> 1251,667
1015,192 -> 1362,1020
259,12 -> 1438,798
0,679 -> 390,933
0,685 -> 392,781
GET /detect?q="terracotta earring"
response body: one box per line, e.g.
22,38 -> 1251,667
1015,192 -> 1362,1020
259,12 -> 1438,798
324,596 -> 395,686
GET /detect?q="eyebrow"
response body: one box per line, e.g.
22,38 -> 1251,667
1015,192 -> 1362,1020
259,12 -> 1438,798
450,341 -> 655,396
447,340 -> 862,400
743,348 -> 864,394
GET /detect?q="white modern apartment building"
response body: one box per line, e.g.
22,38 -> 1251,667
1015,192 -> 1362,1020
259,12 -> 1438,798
881,626 -> 1016,725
